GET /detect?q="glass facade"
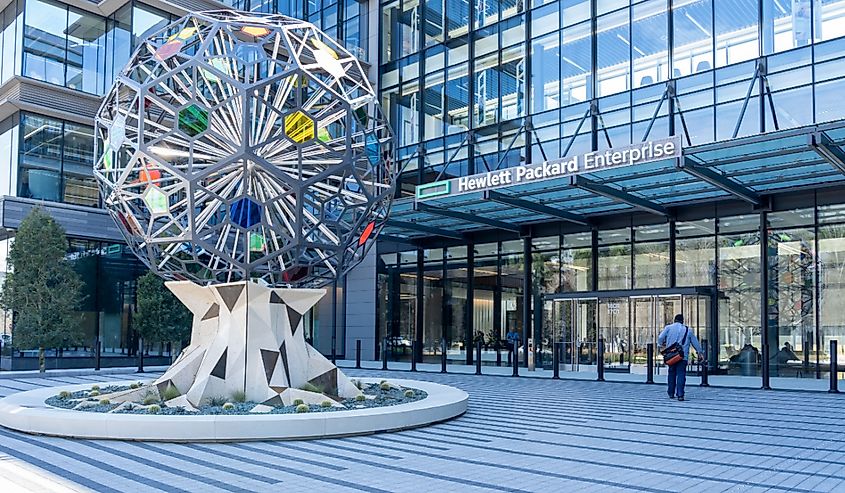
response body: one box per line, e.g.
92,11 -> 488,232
380,198 -> 845,381
384,0 -> 845,195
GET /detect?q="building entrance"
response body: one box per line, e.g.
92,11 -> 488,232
544,287 -> 716,374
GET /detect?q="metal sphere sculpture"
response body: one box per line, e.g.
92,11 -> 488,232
94,11 -> 395,288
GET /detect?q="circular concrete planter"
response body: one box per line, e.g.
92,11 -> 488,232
0,378 -> 467,442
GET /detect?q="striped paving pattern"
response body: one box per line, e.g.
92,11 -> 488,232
1,370 -> 844,492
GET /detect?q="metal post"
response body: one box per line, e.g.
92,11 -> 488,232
512,340 -> 519,377
355,339 -> 361,369
552,342 -> 560,380
95,339 -> 101,371
440,338 -> 447,373
411,341 -> 417,372
700,339 -> 709,387
137,336 -> 144,373
381,337 -> 388,370
646,343 -> 654,384
597,338 -> 605,382
830,340 -> 839,394
475,340 -> 482,375
496,346 -> 502,366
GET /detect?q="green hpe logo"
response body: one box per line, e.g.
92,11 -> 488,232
416,181 -> 451,200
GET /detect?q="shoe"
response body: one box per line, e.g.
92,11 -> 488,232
677,396 -> 685,401
669,395 -> 675,399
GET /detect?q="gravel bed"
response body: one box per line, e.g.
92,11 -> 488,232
45,382 -> 427,415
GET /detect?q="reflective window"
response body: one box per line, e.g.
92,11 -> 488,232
714,0 -> 759,67
561,21 -> 592,104
66,7 -> 106,94
18,113 -> 97,206
631,0 -> 668,89
23,0 -> 67,86
596,8 -> 629,97
673,0 -> 713,78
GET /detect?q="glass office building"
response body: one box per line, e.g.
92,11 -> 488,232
377,0 -> 845,384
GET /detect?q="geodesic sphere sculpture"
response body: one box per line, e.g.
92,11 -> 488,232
94,11 -> 395,287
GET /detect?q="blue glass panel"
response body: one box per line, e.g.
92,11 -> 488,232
365,133 -> 380,165
230,197 -> 262,228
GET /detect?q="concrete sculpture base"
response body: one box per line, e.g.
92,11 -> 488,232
107,281 -> 361,410
0,378 -> 468,441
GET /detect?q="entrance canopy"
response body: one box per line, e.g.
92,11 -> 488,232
384,121 -> 845,240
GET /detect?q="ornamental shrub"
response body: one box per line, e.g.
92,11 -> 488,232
293,398 -> 304,406
231,390 -> 246,403
99,399 -> 111,406
142,394 -> 158,406
404,390 -> 414,398
355,394 -> 366,402
222,402 -> 235,410
379,382 -> 391,391
89,390 -> 100,397
147,404 -> 161,414
161,385 -> 180,401
295,404 -> 309,413
58,391 -> 71,399
91,385 -> 100,391
320,400 -> 333,408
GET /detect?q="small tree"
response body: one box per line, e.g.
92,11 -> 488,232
134,271 -> 191,364
0,208 -> 84,372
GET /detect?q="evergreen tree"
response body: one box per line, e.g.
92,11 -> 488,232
0,208 -> 84,372
134,271 -> 191,360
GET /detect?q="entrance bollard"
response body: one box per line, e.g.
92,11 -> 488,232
441,338 -> 447,373
475,340 -> 482,375
411,341 -> 417,372
381,337 -> 388,370
830,340 -> 839,394
496,347 -> 502,366
355,339 -> 361,369
552,342 -> 561,380
597,338 -> 605,382
646,343 -> 654,384
700,339 -> 710,387
512,342 -> 519,377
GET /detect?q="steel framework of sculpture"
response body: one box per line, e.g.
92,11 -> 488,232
94,10 -> 394,288
93,11 -> 395,410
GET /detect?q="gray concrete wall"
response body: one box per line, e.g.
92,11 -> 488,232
344,248 -> 377,360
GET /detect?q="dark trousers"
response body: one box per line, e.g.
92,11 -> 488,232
667,360 -> 688,397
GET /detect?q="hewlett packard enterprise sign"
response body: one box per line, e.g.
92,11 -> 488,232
416,136 -> 682,201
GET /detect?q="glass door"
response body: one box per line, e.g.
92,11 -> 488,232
631,296 -> 655,372
599,297 -> 630,370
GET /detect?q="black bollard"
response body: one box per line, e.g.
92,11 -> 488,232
411,341 -> 417,372
552,342 -> 561,380
355,339 -> 361,369
830,340 -> 839,394
597,338 -> 605,382
512,342 -> 519,377
496,347 -> 502,366
475,340 -> 482,375
700,339 -> 710,387
381,337 -> 388,370
441,338 -> 447,373
646,343 -> 654,384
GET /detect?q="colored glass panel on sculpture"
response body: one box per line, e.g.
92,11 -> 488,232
241,26 -> 270,37
359,222 -> 375,246
178,104 -> 209,137
144,187 -> 169,214
230,197 -> 262,228
284,111 -> 315,143
365,133 -> 380,165
249,232 -> 265,251
155,40 -> 183,61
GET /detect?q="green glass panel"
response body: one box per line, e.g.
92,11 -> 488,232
249,232 -> 265,251
178,104 -> 209,137
144,187 -> 169,214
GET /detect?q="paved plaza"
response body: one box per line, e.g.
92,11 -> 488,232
1,369 -> 844,493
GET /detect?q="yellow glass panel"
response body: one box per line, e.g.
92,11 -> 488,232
241,26 -> 270,37
143,187 -> 169,214
311,38 -> 338,60
284,111 -> 315,143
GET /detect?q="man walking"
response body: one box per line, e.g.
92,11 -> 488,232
658,314 -> 704,401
